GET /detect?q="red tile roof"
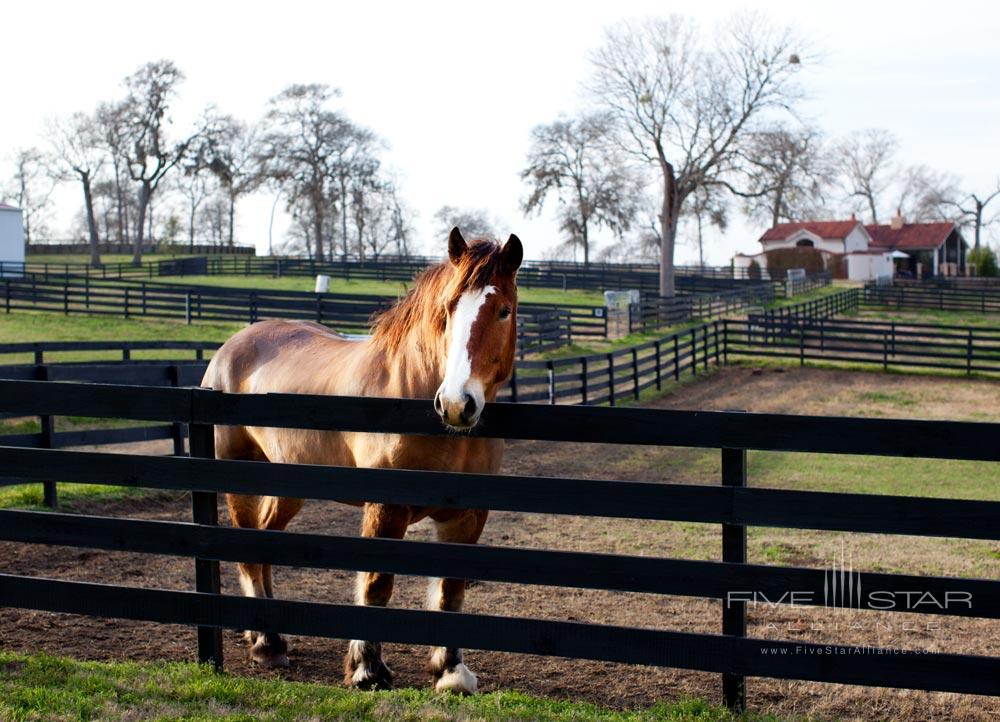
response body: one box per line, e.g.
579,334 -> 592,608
865,222 -> 957,251
759,221 -> 861,242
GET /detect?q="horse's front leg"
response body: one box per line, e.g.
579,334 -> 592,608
426,509 -> 488,694
344,502 -> 410,690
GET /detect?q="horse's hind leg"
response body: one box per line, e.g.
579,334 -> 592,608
343,503 -> 410,690
227,493 -> 304,668
425,509 -> 488,694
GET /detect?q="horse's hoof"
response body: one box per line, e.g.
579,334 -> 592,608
434,663 -> 478,695
345,659 -> 393,690
250,634 -> 290,668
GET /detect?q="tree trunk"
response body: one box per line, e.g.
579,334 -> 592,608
188,198 -> 197,252
867,194 -> 879,225
340,178 -> 349,261
81,172 -> 102,268
133,183 -> 150,265
581,222 -> 590,267
658,162 -> 677,297
227,192 -> 236,248
974,201 -> 982,251
312,197 -> 325,262
696,211 -> 704,268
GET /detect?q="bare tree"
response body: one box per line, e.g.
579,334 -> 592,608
259,84 -> 353,261
834,128 -> 898,224
434,206 -> 503,241
329,123 -> 381,259
589,13 -> 807,295
735,124 -> 831,226
199,114 -> 265,247
2,147 -> 56,247
521,112 -> 640,266
47,113 -> 107,266
119,60 -> 202,264
95,102 -> 134,243
894,165 -> 962,223
938,180 -> 1000,250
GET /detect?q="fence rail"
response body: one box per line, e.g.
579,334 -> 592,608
0,379 -> 999,710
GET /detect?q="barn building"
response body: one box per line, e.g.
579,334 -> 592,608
0,203 -> 26,277
734,211 -> 969,280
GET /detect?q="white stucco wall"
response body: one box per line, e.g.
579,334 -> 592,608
0,206 -> 26,276
763,232 -> 846,255
846,253 -> 893,281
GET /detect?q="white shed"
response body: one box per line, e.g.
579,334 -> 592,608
0,203 -> 26,276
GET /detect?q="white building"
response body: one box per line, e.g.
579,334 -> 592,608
734,213 -> 968,281
0,203 -> 26,276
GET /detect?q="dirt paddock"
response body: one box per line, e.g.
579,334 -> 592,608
1,366 -> 999,721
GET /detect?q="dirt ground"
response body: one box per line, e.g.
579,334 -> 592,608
2,366 -> 999,721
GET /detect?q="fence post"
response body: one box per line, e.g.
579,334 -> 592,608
124,287 -> 130,319
799,323 -> 805,366
883,332 -> 888,371
721,445 -> 747,713
580,357 -> 588,404
185,293 -> 192,325
690,328 -> 697,376
188,422 -> 224,671
673,334 -> 680,381
4,278 -> 9,314
546,361 -> 556,404
509,365 -> 518,403
654,341 -> 662,390
967,329 -> 973,376
713,321 -> 721,367
35,365 -> 57,509
631,348 -> 640,400
607,353 -> 615,406
63,279 -> 69,315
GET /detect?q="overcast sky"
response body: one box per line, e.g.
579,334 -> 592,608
2,0 -> 998,262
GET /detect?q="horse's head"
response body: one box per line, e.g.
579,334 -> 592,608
434,227 -> 522,430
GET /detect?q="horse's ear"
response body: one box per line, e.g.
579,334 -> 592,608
448,227 -> 467,265
501,234 -> 523,275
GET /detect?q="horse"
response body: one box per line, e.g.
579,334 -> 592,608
200,227 -> 522,694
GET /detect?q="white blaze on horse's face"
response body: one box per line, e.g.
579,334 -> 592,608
434,284 -> 496,430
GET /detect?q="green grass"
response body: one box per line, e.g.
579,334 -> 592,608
0,311 -> 241,364
0,651 -> 787,722
851,306 -> 1000,328
0,482 -> 158,511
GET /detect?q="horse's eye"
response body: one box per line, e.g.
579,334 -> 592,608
499,306 -> 511,321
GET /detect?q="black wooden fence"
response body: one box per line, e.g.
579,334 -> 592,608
726,316 -> 1000,374
1,379 -> 999,711
864,282 -> 1000,313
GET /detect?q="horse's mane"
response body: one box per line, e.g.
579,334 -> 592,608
371,239 -> 504,354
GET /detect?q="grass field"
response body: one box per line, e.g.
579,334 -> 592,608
852,306 -> 1000,327
0,652 -> 778,722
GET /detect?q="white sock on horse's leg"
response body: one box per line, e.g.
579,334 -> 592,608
344,571 -> 393,689
425,577 -> 477,694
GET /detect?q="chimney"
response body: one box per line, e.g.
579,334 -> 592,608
890,207 -> 905,231
849,212 -> 856,222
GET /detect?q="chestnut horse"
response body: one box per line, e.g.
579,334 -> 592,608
201,228 -> 522,694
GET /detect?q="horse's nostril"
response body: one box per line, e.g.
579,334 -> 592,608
463,393 -> 477,419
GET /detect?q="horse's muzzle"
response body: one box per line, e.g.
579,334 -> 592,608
434,390 -> 480,430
